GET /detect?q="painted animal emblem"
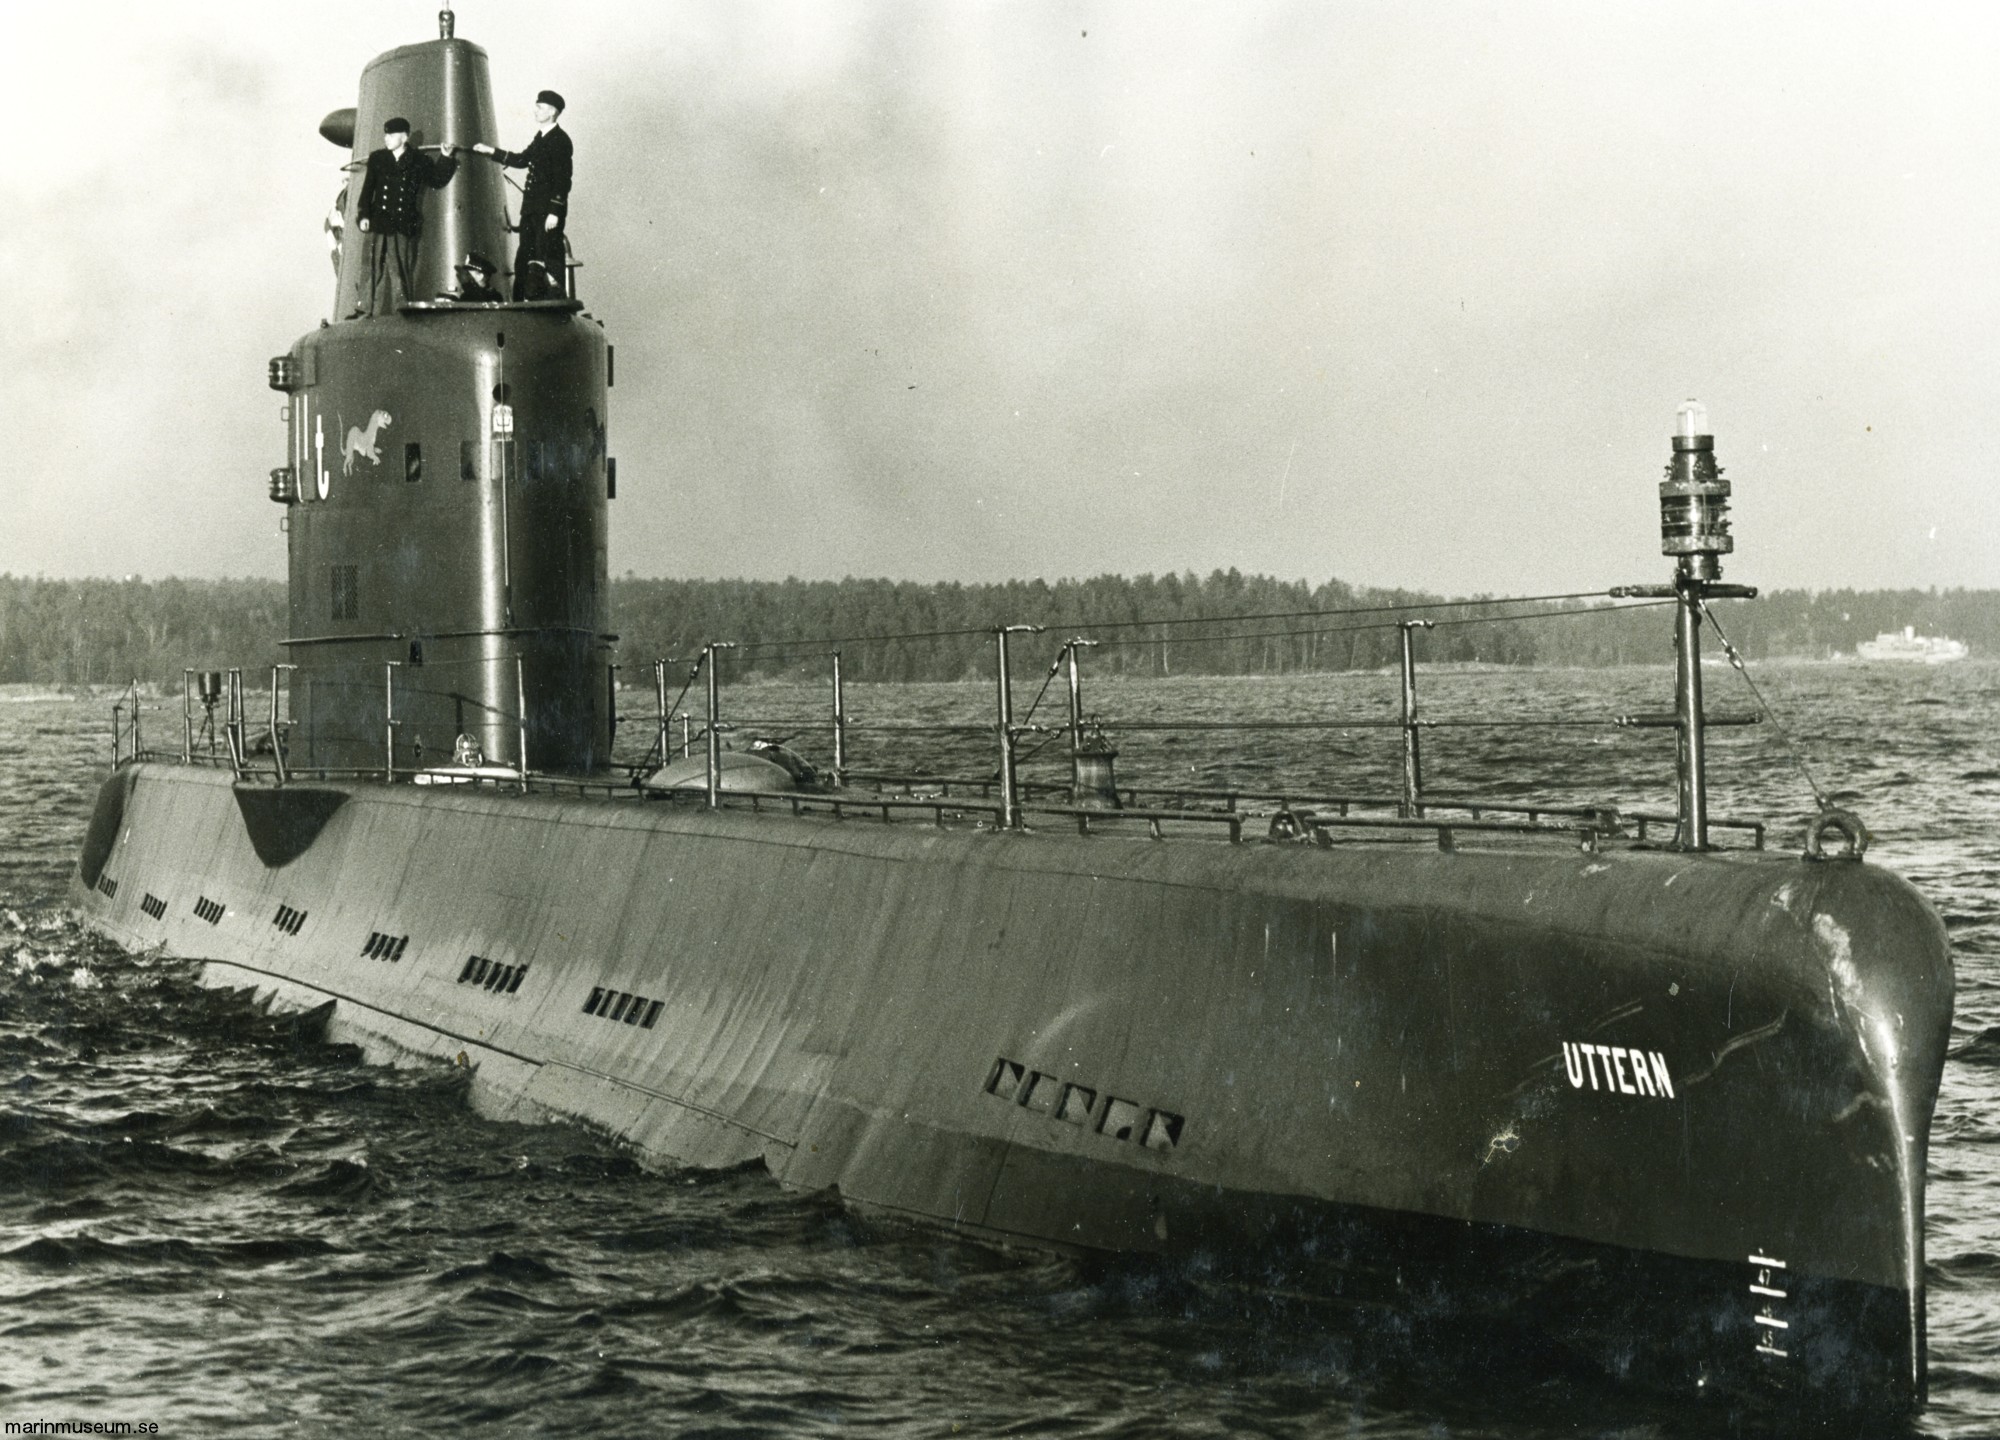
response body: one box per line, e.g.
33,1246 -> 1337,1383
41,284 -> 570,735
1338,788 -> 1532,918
341,410 -> 393,475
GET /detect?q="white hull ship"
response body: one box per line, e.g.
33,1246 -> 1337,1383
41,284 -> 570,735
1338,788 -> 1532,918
1857,627 -> 1969,663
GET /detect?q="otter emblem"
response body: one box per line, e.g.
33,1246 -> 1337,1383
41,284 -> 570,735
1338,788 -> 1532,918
341,410 -> 393,475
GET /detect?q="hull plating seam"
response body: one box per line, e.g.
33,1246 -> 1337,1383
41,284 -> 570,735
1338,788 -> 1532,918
199,956 -> 548,1067
198,958 -> 798,1150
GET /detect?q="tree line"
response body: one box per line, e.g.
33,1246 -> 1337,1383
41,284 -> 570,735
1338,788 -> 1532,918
1,572 -> 1993,687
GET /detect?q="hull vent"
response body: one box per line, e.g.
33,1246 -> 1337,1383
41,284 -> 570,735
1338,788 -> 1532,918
96,875 -> 119,899
582,987 -> 663,1029
457,956 -> 529,995
193,896 -> 226,925
140,893 -> 167,920
273,905 -> 309,936
361,931 -> 410,962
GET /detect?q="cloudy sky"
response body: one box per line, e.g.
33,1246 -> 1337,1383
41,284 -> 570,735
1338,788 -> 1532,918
3,1 -> 1994,596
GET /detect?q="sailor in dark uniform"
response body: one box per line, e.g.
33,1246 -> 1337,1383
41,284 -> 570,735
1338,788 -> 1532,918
448,252 -> 503,304
473,90 -> 572,300
353,117 -> 458,316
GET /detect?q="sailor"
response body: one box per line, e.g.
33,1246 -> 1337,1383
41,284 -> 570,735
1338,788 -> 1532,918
448,252 -> 503,303
352,118 -> 459,316
473,90 -> 572,300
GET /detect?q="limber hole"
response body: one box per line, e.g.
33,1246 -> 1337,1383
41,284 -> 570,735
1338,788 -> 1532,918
363,932 -> 410,961
1057,1084 -> 1097,1126
979,1055 -> 1187,1155
1021,1073 -> 1063,1116
984,1057 -> 1025,1099
1099,1097 -> 1143,1142
1141,1110 -> 1185,1152
578,989 -> 658,1027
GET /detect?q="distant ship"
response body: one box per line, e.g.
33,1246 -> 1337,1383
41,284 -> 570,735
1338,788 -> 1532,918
1857,627 -> 1969,664
69,8 -> 1953,1424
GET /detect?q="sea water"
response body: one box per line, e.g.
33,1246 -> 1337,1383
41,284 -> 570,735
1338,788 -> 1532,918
2,662 -> 1995,1437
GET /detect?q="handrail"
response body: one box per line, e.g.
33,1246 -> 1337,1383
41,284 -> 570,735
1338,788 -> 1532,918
716,713 -> 1758,734
121,748 -> 1770,851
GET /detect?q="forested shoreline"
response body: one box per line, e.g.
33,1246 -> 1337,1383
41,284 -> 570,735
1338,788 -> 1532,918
2,572 -> 1993,687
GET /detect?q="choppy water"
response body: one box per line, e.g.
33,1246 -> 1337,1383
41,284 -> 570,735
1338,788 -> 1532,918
3,660 -> 1996,1437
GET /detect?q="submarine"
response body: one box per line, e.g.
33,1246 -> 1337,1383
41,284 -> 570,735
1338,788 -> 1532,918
72,9 -> 1954,1420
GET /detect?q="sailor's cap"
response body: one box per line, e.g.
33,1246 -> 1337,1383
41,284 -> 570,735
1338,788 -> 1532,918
536,90 -> 565,113
383,116 -> 411,134
456,252 -> 496,274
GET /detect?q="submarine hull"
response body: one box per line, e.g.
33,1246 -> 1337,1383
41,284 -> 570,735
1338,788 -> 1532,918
72,762 -> 1951,1414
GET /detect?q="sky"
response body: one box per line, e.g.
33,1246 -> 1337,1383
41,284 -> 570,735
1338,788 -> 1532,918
2,1 -> 1996,596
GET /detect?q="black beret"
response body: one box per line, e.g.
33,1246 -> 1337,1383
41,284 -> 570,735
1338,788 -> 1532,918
383,116 -> 411,134
536,90 -> 565,112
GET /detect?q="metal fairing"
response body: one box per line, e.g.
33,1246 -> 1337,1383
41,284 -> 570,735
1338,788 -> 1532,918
280,312 -> 610,773
336,38 -> 509,316
71,762 -> 1952,1414
272,30 -> 612,776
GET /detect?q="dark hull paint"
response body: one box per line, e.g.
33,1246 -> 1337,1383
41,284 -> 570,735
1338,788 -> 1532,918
71,762 -> 1953,1415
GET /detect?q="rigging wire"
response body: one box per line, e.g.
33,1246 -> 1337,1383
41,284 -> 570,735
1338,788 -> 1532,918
1698,600 -> 1832,811
719,589 -> 1625,659
1061,588 -> 1617,634
635,654 -> 706,769
1016,652 -> 1063,730
1077,599 -> 1673,652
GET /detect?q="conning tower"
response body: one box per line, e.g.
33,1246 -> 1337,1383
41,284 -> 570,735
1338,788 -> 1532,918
266,9 -> 612,774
